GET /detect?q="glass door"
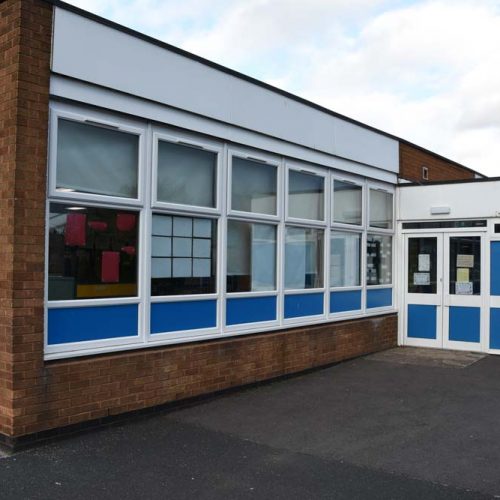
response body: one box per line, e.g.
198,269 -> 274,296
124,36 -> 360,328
404,234 -> 443,347
443,234 -> 484,350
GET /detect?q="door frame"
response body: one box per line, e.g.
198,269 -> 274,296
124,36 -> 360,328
442,231 -> 487,352
400,227 -> 488,352
403,232 -> 444,348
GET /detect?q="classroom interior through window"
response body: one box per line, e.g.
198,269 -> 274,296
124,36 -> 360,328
151,213 -> 217,296
48,203 -> 139,300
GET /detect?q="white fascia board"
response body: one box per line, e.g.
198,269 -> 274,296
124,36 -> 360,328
399,181 -> 500,221
52,7 -> 399,175
50,74 -> 398,185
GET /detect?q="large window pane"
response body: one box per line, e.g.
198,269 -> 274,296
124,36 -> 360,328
369,189 -> 393,229
449,236 -> 481,295
288,170 -> 324,221
408,237 -> 437,294
227,220 -> 276,292
151,214 -> 216,296
333,180 -> 362,225
330,231 -> 361,287
285,227 -> 324,289
56,119 -> 139,198
367,234 -> 392,285
157,141 -> 216,208
48,203 -> 138,300
232,157 -> 277,215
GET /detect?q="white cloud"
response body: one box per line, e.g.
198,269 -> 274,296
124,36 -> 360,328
64,0 -> 500,176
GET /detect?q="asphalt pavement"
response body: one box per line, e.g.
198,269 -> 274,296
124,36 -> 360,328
0,347 -> 498,499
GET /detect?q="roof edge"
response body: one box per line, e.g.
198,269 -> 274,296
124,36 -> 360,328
398,176 -> 500,188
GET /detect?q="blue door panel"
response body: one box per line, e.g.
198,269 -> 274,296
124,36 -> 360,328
407,304 -> 437,339
449,306 -> 480,343
490,308 -> 500,349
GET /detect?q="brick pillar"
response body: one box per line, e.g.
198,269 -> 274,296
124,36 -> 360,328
0,0 -> 52,440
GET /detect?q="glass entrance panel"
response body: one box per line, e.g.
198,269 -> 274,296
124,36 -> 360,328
408,237 -> 437,294
404,234 -> 442,348
449,236 -> 481,296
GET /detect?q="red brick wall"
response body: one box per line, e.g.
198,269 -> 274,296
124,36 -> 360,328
15,315 -> 397,438
0,0 -> 52,438
0,0 -> 397,443
399,142 -> 476,182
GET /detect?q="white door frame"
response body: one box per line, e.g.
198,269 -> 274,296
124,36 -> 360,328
442,232 -> 486,352
402,230 -> 487,351
403,233 -> 443,348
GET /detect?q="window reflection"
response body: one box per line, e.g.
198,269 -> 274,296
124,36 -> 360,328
285,227 -> 324,289
227,220 -> 276,292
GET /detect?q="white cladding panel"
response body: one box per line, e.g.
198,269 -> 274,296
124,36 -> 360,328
52,8 -> 399,174
399,181 -> 500,220
50,75 -> 398,184
334,120 -> 398,172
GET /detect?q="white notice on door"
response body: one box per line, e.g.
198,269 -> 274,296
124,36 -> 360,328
457,254 -> 474,268
456,282 -> 473,295
418,254 -> 430,272
414,273 -> 430,285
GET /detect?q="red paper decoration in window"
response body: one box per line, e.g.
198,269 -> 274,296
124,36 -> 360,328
116,213 -> 136,232
64,213 -> 86,247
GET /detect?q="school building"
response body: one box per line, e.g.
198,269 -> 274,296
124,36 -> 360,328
1,0 -> 499,448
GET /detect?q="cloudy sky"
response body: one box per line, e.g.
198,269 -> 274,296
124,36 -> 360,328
66,0 -> 500,176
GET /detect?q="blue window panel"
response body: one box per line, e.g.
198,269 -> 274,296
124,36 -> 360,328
48,304 -> 138,345
226,296 -> 277,326
330,290 -> 362,314
490,308 -> 500,349
284,293 -> 323,319
367,288 -> 392,309
491,242 -> 500,295
449,306 -> 480,343
407,304 -> 437,339
151,300 -> 216,334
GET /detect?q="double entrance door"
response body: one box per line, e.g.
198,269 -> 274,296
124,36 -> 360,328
403,232 -> 485,351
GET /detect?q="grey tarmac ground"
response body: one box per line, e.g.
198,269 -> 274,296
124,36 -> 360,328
0,347 -> 498,499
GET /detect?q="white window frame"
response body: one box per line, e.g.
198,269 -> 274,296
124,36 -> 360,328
151,127 -> 223,216
45,103 -> 398,361
48,102 -> 146,207
223,219 -> 281,333
365,231 -> 395,315
147,208 -> 222,341
227,147 -> 282,222
328,227 -> 364,294
285,162 -> 328,227
283,163 -> 328,325
282,221 -> 328,325
225,148 -> 282,331
367,183 -> 395,233
331,174 -> 365,230
329,174 -> 365,318
44,198 -> 146,358
365,182 -> 395,311
148,128 -> 223,341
